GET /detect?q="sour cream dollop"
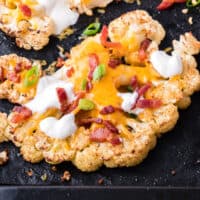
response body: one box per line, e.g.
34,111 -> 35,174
25,75 -> 75,114
37,0 -> 79,34
150,50 -> 183,78
40,113 -> 77,139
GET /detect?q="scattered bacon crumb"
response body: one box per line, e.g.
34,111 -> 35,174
103,120 -> 119,134
130,76 -> 138,90
56,57 -> 65,68
56,87 -> 68,112
100,105 -> 115,115
136,99 -> 162,109
11,106 -> 32,123
15,63 -> 22,73
78,117 -> 103,126
19,4 -> 32,17
86,80 -> 93,92
25,64 -> 32,70
66,67 -> 74,78
0,67 -> 4,82
108,58 -> 121,68
88,53 -> 99,80
100,25 -> 122,48
138,38 -> 151,61
7,71 -> 20,83
61,171 -> 71,182
137,83 -> 151,96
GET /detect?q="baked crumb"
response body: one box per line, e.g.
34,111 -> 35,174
98,178 -> 104,185
51,166 -> 57,171
182,8 -> 188,14
61,170 -> 71,182
188,16 -> 193,25
0,150 -> 8,165
97,8 -> 105,14
26,169 -> 33,177
171,170 -> 176,176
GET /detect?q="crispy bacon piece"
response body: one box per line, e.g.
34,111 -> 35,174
138,39 -> 151,61
15,63 -> 22,73
100,25 -> 122,48
100,105 -> 115,115
103,120 -> 119,134
65,92 -> 85,113
0,67 -> 4,82
88,54 -> 99,80
136,99 -> 162,109
108,58 -> 121,68
137,83 -> 151,96
157,0 -> 186,10
86,80 -> 93,92
11,106 -> 32,123
56,88 -> 68,112
7,71 -> 20,83
78,117 -> 103,126
19,4 -> 32,17
130,76 -> 138,90
66,67 -> 74,78
90,127 -> 121,145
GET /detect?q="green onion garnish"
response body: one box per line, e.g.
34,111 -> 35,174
81,78 -> 87,90
83,22 -> 101,36
186,0 -> 200,7
93,64 -> 106,81
23,66 -> 39,87
78,98 -> 95,111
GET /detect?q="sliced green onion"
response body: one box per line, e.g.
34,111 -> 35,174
82,22 -> 101,36
186,0 -> 200,7
127,86 -> 133,92
23,66 -> 39,87
93,64 -> 106,81
78,98 -> 95,111
81,78 -> 87,90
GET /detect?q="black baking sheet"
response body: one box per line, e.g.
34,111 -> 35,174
0,0 -> 200,188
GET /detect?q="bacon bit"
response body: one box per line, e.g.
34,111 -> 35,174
15,63 -> 22,73
56,57 -> 65,68
0,67 -> 4,82
88,54 -> 99,80
90,127 -> 121,145
7,71 -> 20,83
138,39 -> 151,61
108,58 -> 121,68
100,25 -> 122,48
66,67 -> 74,78
25,64 -> 32,70
130,76 -> 138,90
65,92 -> 85,113
56,88 -> 68,112
90,127 -> 111,142
103,120 -> 119,134
11,106 -> 32,123
100,105 -> 115,115
78,117 -> 103,126
19,4 -> 32,17
61,171 -> 71,182
157,0 -> 186,10
137,83 -> 151,96
86,80 -> 93,92
136,99 -> 162,109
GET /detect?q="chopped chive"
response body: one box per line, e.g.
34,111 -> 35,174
93,64 -> 106,81
78,98 -> 95,111
81,78 -> 87,90
186,0 -> 200,7
83,22 -> 101,36
23,66 -> 39,87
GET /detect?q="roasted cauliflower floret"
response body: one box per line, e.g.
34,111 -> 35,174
0,112 -> 8,143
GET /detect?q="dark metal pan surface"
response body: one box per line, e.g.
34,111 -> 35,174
0,0 -> 200,187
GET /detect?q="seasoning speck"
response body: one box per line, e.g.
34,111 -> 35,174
98,178 -> 104,185
51,166 -> 57,171
182,8 -> 188,14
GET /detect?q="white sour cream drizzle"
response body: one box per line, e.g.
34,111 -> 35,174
118,92 -> 143,115
25,76 -> 75,114
24,67 -> 77,139
37,0 -> 79,34
150,50 -> 183,78
40,113 -> 77,139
